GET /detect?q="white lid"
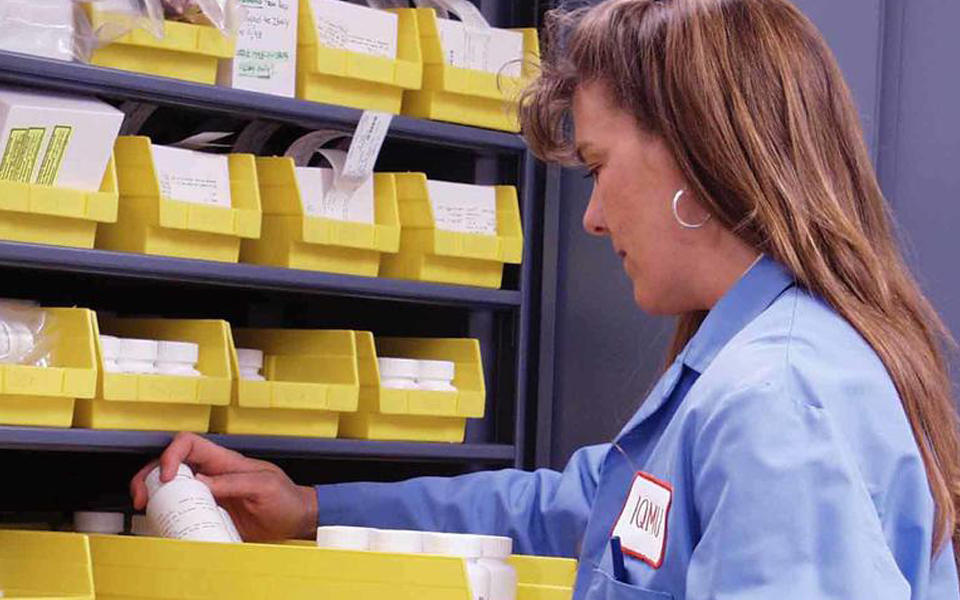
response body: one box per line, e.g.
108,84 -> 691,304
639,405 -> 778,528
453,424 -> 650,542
236,348 -> 264,369
476,535 -> 513,558
421,532 -> 484,558
74,511 -> 124,535
99,335 -> 120,359
378,357 -> 418,380
145,463 -> 194,497
157,340 -> 199,364
316,526 -> 374,551
418,360 -> 456,381
369,528 -> 423,553
118,338 -> 159,361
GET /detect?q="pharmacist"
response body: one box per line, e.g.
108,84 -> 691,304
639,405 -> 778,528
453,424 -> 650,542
132,0 -> 960,598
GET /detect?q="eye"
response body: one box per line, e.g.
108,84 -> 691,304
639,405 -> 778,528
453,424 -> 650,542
583,166 -> 600,182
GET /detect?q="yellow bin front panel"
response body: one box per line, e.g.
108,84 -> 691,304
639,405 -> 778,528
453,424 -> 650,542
88,534 -> 474,600
91,44 -> 220,85
85,8 -> 235,85
0,308 -> 98,427
338,411 -> 466,442
74,398 -> 212,433
76,317 -> 232,432
296,1 -> 423,113
0,530 -> 95,600
97,138 -> 262,264
0,156 -> 119,249
210,405 -> 340,438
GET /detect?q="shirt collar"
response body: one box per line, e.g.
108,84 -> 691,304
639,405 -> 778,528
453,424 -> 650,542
681,254 -> 795,374
614,256 -> 794,442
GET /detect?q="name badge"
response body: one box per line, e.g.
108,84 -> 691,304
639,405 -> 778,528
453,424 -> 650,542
611,472 -> 672,568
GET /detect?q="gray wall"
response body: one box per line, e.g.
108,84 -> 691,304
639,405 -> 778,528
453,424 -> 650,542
538,0 -> 960,469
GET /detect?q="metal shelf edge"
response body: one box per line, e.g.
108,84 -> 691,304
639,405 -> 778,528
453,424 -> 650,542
0,51 -> 527,153
0,426 -> 517,462
0,241 -> 522,308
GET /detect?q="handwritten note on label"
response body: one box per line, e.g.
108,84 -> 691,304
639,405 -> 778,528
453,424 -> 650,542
152,145 -> 232,208
310,0 -> 398,59
435,18 -> 523,76
295,165 -> 375,224
219,0 -> 298,97
427,180 -> 498,236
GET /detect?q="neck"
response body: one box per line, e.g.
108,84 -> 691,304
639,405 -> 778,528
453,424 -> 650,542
695,241 -> 762,310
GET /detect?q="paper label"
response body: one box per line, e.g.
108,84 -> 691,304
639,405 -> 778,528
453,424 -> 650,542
225,0 -> 298,97
0,127 -> 45,183
295,152 -> 375,224
611,472 -> 672,569
435,18 -> 523,76
152,145 -> 232,208
35,125 -> 72,186
427,180 -> 498,235
310,0 -> 398,59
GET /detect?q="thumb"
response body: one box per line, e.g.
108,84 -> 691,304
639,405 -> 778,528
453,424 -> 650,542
196,471 -> 266,502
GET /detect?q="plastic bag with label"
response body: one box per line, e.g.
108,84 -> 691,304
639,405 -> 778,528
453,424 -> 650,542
0,0 -> 98,63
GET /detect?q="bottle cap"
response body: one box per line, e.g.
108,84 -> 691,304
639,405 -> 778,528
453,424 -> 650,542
421,532 -> 484,558
316,526 -> 374,551
236,348 -> 264,369
418,360 -> 455,381
476,535 -> 513,558
99,335 -> 120,360
74,511 -> 124,535
145,463 -> 194,497
369,528 -> 423,553
157,340 -> 199,364
378,357 -> 419,380
118,338 -> 159,361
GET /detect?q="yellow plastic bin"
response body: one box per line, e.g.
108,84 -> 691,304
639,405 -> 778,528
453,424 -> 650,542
88,534 -> 477,600
401,8 -> 540,132
242,157 -> 400,276
378,173 -> 523,288
0,157 -> 118,249
210,328 -> 360,437
510,555 -> 578,600
296,1 -> 423,113
85,5 -> 235,85
338,333 -> 485,443
0,308 -> 98,428
96,136 -> 262,263
74,317 -> 232,432
0,530 -> 95,600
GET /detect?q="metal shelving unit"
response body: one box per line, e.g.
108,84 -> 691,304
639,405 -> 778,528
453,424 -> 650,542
0,46 -> 543,474
0,427 -> 516,462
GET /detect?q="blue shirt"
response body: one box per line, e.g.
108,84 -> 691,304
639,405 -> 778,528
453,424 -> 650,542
316,256 -> 960,599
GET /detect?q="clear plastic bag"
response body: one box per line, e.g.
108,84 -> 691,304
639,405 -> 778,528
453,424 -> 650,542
86,0 -> 166,44
160,0 -> 245,35
0,300 -> 57,368
0,0 -> 92,62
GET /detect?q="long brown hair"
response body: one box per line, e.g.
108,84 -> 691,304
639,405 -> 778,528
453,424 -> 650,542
521,0 -> 960,568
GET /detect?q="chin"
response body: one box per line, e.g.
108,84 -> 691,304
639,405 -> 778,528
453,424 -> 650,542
632,284 -> 683,316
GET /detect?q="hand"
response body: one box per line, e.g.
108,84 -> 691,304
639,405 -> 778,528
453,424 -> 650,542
130,432 -> 318,542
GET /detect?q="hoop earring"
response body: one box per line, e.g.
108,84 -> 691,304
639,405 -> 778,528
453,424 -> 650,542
672,189 -> 711,229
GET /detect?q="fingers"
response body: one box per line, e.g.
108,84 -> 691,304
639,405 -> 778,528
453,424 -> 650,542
158,432 -> 253,482
129,459 -> 159,511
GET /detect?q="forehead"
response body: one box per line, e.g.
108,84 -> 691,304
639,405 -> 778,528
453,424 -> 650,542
572,81 -> 642,151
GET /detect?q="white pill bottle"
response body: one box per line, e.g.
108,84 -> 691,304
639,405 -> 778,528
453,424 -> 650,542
145,464 -> 236,543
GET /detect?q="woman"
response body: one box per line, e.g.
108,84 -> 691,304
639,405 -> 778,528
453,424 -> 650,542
131,0 -> 960,597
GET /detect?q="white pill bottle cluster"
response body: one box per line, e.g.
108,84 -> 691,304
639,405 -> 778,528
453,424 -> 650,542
317,526 -> 516,600
100,335 -> 201,376
378,358 -> 458,392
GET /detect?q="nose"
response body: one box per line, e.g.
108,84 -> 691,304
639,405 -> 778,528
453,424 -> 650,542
582,191 -> 607,236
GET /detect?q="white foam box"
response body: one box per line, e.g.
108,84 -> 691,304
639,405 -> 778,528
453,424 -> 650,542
0,0 -> 76,62
309,0 -> 398,59
218,0 -> 300,97
0,85 -> 123,191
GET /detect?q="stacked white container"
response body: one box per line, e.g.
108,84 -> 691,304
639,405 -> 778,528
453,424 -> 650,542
156,341 -> 201,376
416,360 -> 457,391
422,533 -> 490,600
237,348 -> 265,381
378,357 -> 420,390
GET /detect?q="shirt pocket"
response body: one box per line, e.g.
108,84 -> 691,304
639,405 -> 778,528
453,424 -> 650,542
584,568 -> 674,600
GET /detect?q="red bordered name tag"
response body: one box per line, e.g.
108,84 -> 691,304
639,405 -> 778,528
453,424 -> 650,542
611,472 -> 672,569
